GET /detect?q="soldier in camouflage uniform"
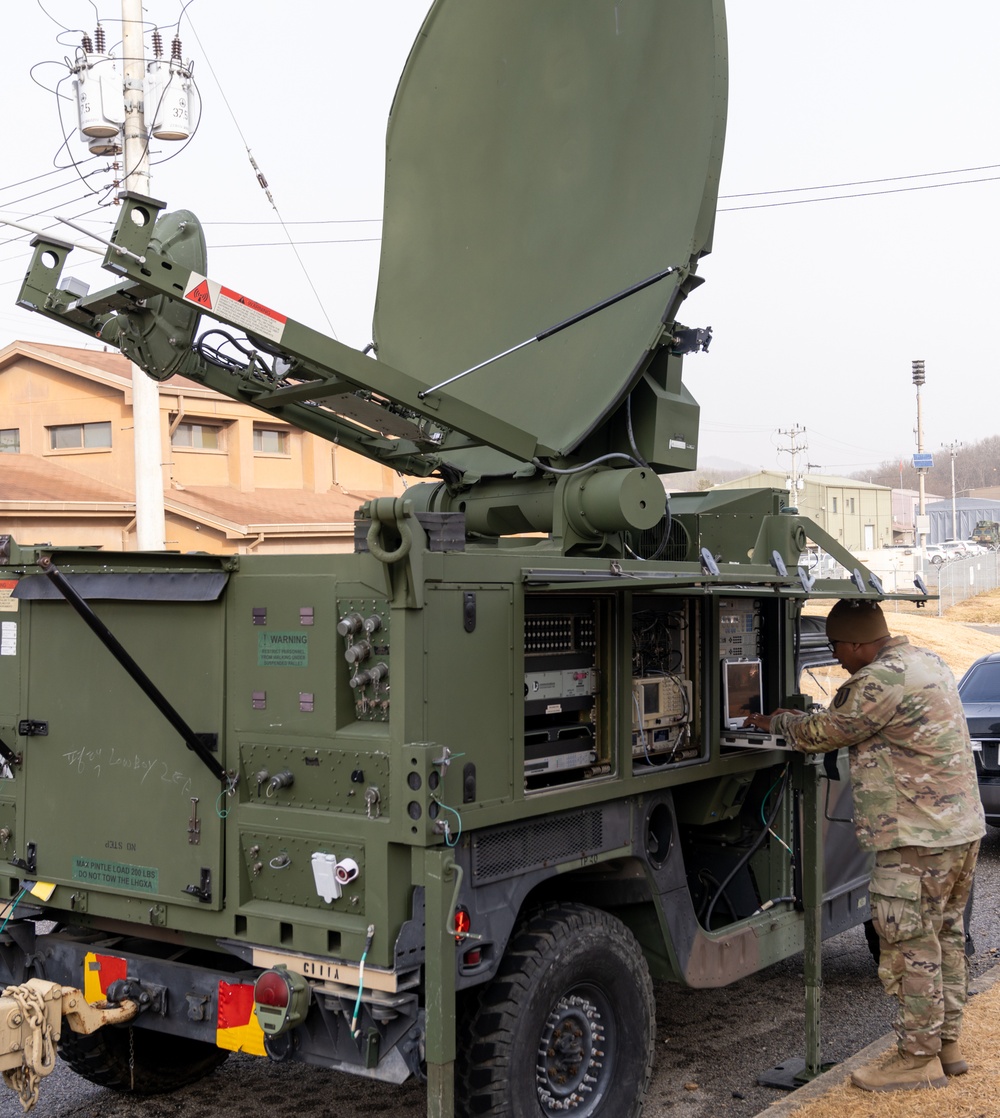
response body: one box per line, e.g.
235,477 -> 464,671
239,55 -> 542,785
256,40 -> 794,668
745,599 -> 985,1093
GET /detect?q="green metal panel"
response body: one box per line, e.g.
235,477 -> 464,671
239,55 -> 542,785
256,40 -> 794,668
375,0 -> 727,475
19,597 -> 226,910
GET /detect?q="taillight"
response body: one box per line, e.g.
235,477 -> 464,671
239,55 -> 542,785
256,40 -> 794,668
252,965 -> 310,1035
254,970 -> 290,1008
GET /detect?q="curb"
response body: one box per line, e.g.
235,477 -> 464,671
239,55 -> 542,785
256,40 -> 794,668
751,962 -> 1000,1116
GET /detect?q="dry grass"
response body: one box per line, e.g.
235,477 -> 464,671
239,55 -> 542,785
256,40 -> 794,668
798,592 -> 1000,705
772,976 -> 1000,1117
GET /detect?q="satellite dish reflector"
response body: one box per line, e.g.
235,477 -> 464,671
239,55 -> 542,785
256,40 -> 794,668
373,0 -> 726,478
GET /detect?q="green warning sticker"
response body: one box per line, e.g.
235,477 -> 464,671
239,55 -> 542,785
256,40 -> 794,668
258,631 -> 309,668
72,857 -> 158,893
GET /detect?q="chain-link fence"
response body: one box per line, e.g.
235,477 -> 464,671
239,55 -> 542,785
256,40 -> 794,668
928,551 -> 1000,615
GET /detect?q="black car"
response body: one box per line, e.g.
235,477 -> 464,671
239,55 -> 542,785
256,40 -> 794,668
958,651 -> 1000,825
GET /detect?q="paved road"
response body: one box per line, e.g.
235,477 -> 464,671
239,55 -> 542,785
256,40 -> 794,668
5,827 -> 1000,1118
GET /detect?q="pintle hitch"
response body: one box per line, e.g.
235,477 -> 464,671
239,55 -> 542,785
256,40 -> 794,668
0,979 -> 139,1111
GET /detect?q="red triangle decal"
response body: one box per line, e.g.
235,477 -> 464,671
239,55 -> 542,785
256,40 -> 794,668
185,279 -> 212,307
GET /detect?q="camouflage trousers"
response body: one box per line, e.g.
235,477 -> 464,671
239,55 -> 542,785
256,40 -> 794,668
870,840 -> 980,1058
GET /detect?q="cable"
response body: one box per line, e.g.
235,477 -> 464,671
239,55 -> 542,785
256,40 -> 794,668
703,765 -> 790,931
720,161 -> 1000,200
0,887 -> 30,937
531,453 -> 645,475
202,218 -> 382,227
350,924 -> 375,1038
760,772 -> 794,858
718,173 -> 1000,213
179,9 -> 340,340
207,237 -> 383,249
431,797 -> 463,847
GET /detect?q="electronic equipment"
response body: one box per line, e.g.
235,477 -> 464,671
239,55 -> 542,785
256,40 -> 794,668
718,598 -> 760,660
721,658 -> 763,730
632,676 -> 690,730
524,724 -> 597,776
720,729 -> 791,751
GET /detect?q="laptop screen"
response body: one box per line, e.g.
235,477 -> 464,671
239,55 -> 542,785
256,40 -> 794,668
722,658 -> 763,730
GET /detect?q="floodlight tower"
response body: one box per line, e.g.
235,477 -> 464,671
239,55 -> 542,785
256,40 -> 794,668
912,360 -> 927,551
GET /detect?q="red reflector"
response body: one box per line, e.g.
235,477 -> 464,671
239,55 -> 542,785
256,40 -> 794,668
454,907 -> 471,939
464,947 -> 482,966
254,971 -> 290,1008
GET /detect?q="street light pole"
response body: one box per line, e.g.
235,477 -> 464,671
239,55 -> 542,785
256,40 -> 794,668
945,440 -> 962,539
912,360 -> 926,551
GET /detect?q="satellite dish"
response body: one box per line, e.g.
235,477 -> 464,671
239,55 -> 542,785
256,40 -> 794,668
374,0 -> 726,479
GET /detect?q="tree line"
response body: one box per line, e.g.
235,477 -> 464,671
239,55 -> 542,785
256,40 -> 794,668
849,435 -> 1000,498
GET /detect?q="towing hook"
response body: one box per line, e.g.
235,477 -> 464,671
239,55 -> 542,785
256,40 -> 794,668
104,977 -> 164,1015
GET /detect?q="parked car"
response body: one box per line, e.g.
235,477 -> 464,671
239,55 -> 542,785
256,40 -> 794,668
941,540 -> 968,558
948,539 -> 986,556
924,544 -> 949,564
958,651 -> 1000,825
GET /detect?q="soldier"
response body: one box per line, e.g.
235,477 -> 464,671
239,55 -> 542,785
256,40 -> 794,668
745,599 -> 985,1092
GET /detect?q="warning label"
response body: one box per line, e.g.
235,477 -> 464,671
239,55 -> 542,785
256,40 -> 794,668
184,272 -> 287,343
0,580 -> 17,613
0,622 -> 15,657
258,631 -> 309,668
72,857 -> 159,893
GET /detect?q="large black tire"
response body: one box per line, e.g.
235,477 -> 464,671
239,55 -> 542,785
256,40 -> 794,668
456,903 -> 655,1118
58,1025 -> 229,1095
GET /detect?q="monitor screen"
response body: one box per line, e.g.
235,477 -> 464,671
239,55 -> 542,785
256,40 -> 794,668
722,658 -> 762,729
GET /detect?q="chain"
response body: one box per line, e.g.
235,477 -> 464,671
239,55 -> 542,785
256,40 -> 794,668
129,1025 -> 135,1091
0,983 -> 57,1112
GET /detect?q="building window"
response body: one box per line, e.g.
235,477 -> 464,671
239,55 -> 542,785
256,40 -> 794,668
847,497 -> 855,514
171,422 -> 223,450
48,421 -> 112,450
0,429 -> 18,453
831,497 -> 838,514
253,428 -> 289,455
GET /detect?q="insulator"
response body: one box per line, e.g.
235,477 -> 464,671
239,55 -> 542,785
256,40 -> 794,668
152,29 -> 163,58
82,33 -> 94,53
171,35 -> 183,62
94,25 -> 106,53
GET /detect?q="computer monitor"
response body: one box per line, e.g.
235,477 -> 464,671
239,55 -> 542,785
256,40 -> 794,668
721,658 -> 763,730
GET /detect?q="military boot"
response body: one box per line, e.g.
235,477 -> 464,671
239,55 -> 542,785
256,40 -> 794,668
850,1052 -> 947,1092
940,1040 -> 968,1076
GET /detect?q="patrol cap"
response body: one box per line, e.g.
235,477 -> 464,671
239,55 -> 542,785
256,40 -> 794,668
825,600 -> 889,643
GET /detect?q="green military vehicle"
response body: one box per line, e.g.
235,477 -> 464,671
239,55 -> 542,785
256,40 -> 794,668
973,521 -> 1000,550
0,3 -> 926,1115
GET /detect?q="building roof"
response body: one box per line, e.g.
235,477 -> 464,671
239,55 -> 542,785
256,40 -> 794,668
166,485 -> 370,536
0,340 -> 376,544
0,454 -> 134,509
714,468 -> 890,491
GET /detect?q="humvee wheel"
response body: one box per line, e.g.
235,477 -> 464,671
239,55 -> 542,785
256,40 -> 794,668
456,903 -> 655,1118
58,1026 -> 229,1094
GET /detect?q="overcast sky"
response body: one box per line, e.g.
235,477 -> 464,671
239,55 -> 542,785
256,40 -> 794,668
2,2 -> 997,478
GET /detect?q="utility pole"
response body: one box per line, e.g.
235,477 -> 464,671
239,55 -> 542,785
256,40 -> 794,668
122,0 -> 166,550
945,440 -> 962,539
777,424 -> 808,505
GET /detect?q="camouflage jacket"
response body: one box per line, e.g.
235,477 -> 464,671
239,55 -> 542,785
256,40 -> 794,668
772,636 -> 985,851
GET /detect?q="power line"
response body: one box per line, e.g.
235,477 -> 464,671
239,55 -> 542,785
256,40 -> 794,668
718,174 -> 1000,213
719,161 -> 1000,199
